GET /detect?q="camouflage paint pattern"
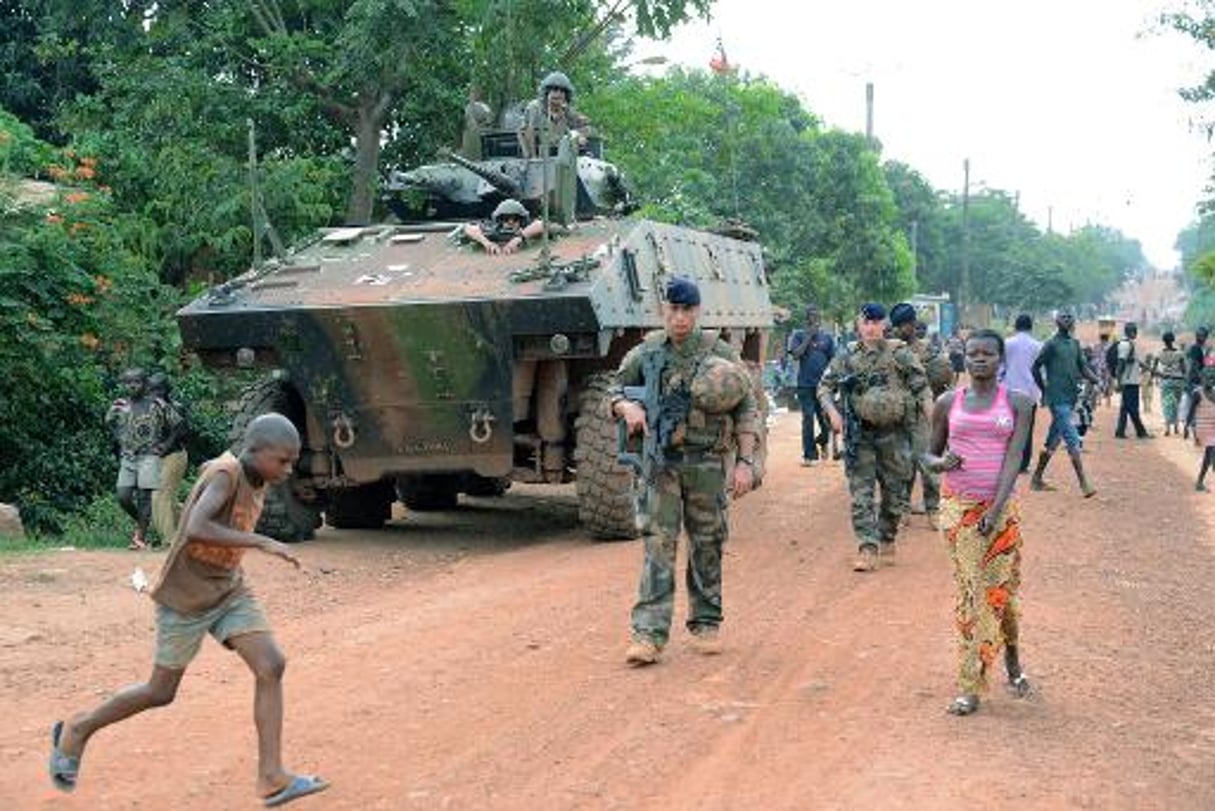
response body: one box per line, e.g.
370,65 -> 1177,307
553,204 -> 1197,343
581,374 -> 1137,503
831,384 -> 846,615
848,427 -> 913,548
631,458 -> 728,646
178,218 -> 772,494
904,336 -> 943,513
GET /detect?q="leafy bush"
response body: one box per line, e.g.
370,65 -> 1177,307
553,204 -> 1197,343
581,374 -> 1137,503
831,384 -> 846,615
0,140 -> 182,532
0,107 -> 53,175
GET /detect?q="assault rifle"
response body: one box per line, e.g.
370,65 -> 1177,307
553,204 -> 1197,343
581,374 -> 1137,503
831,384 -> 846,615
616,351 -> 692,516
837,373 -> 861,470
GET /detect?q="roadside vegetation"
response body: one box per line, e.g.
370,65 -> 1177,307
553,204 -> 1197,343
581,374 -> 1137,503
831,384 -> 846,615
0,0 -> 1186,540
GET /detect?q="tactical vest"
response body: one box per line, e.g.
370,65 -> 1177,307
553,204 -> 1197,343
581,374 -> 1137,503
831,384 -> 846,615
639,329 -> 734,451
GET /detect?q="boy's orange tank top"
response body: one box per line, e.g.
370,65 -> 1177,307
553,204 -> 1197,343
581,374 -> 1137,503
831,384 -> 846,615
151,452 -> 265,615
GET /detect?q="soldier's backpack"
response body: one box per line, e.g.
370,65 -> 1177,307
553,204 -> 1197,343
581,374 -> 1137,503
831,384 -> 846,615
853,385 -> 907,426
849,343 -> 909,427
691,355 -> 751,414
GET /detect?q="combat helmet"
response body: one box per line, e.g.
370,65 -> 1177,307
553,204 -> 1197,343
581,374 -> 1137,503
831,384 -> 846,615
691,356 -> 751,414
539,71 -> 574,101
854,386 -> 907,427
491,198 -> 530,225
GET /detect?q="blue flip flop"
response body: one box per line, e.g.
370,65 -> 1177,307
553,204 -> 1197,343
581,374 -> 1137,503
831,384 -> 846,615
48,720 -> 80,792
264,774 -> 329,807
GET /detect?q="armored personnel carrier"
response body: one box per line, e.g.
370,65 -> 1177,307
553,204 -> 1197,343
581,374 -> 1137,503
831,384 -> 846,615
178,122 -> 774,541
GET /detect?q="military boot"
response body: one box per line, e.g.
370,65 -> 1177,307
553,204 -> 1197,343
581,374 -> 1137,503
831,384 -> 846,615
853,544 -> 879,572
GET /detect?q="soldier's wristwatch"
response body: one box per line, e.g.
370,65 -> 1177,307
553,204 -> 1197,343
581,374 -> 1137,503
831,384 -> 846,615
737,456 -> 756,470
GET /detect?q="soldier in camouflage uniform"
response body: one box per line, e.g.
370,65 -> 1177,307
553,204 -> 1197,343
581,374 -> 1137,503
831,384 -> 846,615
890,303 -> 952,530
609,277 -> 760,666
818,303 -> 928,572
517,72 -> 592,159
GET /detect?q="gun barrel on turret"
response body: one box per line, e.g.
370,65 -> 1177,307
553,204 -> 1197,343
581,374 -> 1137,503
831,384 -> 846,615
439,149 -> 522,198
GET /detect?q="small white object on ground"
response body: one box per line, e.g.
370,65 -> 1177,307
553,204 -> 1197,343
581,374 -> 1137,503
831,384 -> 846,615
131,567 -> 149,594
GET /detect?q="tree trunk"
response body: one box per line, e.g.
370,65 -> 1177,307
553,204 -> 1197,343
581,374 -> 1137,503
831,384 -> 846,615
345,101 -> 384,225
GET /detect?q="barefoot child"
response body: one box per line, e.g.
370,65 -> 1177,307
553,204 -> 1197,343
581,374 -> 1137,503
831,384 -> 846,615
1195,367 -> 1215,492
49,413 -> 328,807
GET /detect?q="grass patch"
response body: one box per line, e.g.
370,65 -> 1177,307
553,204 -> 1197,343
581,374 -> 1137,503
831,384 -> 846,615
0,495 -> 133,557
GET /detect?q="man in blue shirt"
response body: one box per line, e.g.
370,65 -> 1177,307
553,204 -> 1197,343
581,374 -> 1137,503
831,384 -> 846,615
787,304 -> 836,465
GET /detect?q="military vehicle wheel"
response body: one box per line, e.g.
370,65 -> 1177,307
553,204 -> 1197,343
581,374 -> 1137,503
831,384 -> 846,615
325,480 -> 395,529
228,376 -> 321,543
574,373 -> 640,540
397,475 -> 460,511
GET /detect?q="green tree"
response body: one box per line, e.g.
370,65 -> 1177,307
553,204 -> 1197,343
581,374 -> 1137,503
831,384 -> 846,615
883,160 -> 946,293
583,70 -> 913,320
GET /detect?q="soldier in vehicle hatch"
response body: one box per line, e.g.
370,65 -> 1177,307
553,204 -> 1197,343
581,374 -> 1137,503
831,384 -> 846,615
518,71 -> 591,159
818,303 -> 928,573
461,199 -> 548,255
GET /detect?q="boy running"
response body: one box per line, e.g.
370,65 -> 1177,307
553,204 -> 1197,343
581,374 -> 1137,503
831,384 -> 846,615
49,413 -> 328,807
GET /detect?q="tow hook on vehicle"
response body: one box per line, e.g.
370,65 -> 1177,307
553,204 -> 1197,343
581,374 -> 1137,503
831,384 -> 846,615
469,407 -> 495,444
332,413 -> 356,449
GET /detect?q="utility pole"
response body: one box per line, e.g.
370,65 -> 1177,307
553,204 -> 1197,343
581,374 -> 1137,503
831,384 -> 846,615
865,82 -> 875,145
960,158 -> 971,314
248,119 -> 262,270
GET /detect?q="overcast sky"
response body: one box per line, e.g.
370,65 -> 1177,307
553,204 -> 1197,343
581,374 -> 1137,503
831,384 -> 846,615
632,0 -> 1213,269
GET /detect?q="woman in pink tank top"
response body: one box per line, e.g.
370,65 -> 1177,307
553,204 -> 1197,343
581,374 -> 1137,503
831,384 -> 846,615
924,329 -> 1035,717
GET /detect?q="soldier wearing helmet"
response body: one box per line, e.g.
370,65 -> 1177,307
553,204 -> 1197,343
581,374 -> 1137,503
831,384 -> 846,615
817,302 -> 928,572
518,71 -> 592,159
461,198 -> 547,255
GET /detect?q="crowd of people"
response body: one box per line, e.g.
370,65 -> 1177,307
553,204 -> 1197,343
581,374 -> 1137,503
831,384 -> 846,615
49,281 -> 1213,802
779,302 -> 1215,716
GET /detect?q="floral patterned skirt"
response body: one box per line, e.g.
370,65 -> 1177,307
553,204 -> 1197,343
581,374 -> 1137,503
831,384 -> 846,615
940,493 -> 1023,694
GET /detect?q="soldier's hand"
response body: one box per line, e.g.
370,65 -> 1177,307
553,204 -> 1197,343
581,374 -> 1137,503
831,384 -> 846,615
940,450 -> 964,471
484,242 -> 502,256
731,462 -> 754,498
617,401 -> 648,435
501,236 -> 523,255
829,411 -> 843,434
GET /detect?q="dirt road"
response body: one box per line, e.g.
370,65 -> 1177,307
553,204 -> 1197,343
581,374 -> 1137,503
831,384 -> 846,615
3,405 -> 1214,809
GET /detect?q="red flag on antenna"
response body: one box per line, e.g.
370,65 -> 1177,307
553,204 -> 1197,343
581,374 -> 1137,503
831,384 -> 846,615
709,37 -> 734,74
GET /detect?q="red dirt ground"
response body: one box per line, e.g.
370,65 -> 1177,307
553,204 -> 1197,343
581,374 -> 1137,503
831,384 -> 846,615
2,398 -> 1214,809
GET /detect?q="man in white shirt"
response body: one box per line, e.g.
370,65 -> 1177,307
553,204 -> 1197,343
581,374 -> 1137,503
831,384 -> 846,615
1114,322 -> 1151,439
1000,314 -> 1042,472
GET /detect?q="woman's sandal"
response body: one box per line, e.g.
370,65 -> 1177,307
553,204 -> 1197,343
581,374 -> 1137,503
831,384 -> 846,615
946,695 -> 980,716
1008,674 -> 1033,698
